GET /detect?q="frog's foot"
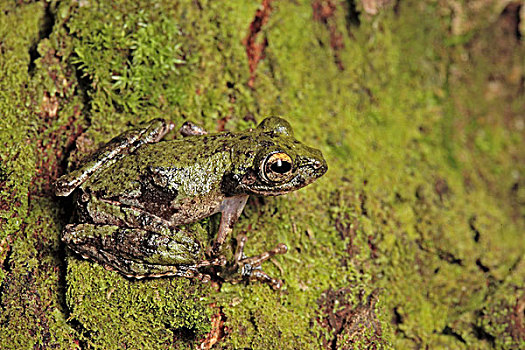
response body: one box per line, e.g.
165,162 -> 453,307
179,121 -> 208,136
231,234 -> 288,290
129,256 -> 228,283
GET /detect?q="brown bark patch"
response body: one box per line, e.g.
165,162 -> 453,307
30,48 -> 84,198
312,0 -> 345,70
243,0 -> 275,88
508,293 -> 525,343
316,288 -> 385,349
198,306 -> 227,350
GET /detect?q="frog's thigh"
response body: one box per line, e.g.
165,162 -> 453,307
62,223 -> 205,277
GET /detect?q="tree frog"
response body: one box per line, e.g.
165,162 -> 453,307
55,117 -> 327,289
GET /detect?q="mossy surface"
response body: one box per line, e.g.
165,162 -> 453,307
1,0 -> 523,349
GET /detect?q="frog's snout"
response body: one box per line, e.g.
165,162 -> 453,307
298,147 -> 328,177
315,157 -> 328,175
310,148 -> 328,173
312,156 -> 327,171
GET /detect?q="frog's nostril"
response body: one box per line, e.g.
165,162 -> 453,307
298,155 -> 326,172
312,158 -> 327,172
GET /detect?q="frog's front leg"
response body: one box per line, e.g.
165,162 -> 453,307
63,223 -> 226,281
211,195 -> 249,255
55,118 -> 174,196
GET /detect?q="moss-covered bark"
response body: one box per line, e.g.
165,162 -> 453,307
1,0 -> 523,349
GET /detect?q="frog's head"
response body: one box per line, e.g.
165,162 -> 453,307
224,117 -> 327,196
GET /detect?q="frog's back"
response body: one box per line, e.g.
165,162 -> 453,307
134,136 -> 235,199
80,134 -> 238,224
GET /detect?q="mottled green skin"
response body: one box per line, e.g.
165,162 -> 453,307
55,117 -> 326,281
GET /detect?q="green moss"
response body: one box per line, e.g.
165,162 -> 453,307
1,0 -> 523,348
68,5 -> 189,114
0,1 -> 43,263
66,259 -> 212,348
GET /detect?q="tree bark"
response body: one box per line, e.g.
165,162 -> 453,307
1,0 -> 523,349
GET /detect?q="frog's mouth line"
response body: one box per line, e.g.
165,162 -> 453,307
243,174 -> 321,197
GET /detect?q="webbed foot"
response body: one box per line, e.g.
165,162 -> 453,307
228,235 -> 288,290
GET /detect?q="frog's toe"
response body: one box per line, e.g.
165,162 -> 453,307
240,264 -> 284,290
235,239 -> 288,267
232,235 -> 288,289
195,255 -> 228,268
197,273 -> 211,283
179,121 -> 208,136
251,269 -> 284,290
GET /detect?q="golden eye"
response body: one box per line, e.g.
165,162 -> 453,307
263,152 -> 293,182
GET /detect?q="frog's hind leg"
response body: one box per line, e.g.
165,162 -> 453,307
62,223 -> 225,282
55,118 -> 174,196
231,234 -> 288,290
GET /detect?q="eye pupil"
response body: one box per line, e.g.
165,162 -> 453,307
270,159 -> 292,174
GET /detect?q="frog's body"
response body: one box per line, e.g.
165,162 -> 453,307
55,117 -> 327,289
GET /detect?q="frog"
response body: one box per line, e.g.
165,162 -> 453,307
55,117 -> 327,289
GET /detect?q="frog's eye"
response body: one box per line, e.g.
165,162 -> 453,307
262,152 -> 293,183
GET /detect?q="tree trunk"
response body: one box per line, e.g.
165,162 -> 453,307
1,0 -> 523,349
